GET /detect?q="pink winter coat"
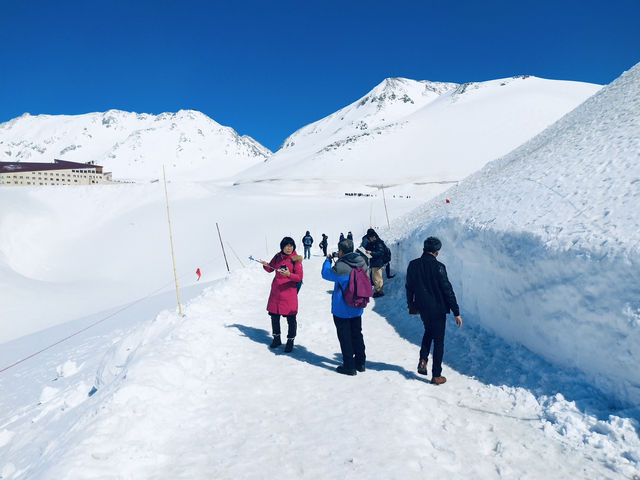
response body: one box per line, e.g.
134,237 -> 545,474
264,251 -> 303,316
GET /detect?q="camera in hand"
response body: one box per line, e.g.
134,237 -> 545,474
278,265 -> 288,271
331,252 -> 339,258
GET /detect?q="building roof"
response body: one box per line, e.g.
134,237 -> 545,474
0,159 -> 103,174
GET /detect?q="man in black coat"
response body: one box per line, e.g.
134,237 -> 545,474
319,233 -> 328,256
405,236 -> 462,385
364,228 -> 388,298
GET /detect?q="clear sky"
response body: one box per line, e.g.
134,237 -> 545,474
1,0 -> 638,151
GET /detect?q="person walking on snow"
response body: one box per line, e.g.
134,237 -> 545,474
339,232 -> 346,242
364,228 -> 388,298
405,236 -> 462,385
321,238 -> 368,376
347,231 -> 353,240
319,233 -> 328,256
259,237 -> 304,353
302,231 -> 314,259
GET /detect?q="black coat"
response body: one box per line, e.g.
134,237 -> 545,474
367,238 -> 387,268
406,253 -> 460,317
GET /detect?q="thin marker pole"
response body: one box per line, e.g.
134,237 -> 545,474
381,185 -> 391,229
217,222 -> 230,273
163,165 -> 183,316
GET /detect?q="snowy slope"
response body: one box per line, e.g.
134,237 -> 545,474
234,76 -> 600,185
392,63 -> 640,407
0,110 -> 271,181
1,258 -> 638,479
0,179 -> 425,343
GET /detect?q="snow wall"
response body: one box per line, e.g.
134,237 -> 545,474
393,218 -> 640,408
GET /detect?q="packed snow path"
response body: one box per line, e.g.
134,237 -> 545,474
1,256 -> 639,479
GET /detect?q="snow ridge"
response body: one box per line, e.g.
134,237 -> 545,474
234,75 -> 600,185
0,110 -> 272,182
393,62 -> 640,407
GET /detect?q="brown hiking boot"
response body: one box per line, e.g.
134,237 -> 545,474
431,376 -> 447,385
417,359 -> 428,375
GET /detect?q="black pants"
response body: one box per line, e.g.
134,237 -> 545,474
419,313 -> 446,377
270,313 -> 297,339
385,263 -> 393,278
333,315 -> 365,370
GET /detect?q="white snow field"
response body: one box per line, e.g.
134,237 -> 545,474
2,257 -> 639,479
1,66 -> 640,478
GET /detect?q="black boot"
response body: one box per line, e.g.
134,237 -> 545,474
336,365 -> 357,376
269,335 -> 282,348
417,359 -> 428,375
284,338 -> 294,353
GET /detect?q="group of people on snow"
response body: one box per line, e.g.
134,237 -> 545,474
258,230 -> 462,385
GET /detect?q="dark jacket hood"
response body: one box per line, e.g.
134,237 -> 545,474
333,251 -> 367,276
341,252 -> 366,268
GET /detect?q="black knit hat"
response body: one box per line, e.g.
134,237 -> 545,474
424,236 -> 442,253
280,236 -> 296,251
366,228 -> 377,238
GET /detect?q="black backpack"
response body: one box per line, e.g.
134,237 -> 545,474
382,243 -> 391,264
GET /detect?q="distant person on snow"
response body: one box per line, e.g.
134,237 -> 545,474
405,236 -> 462,385
339,232 -> 346,242
319,233 -> 328,256
259,237 -> 304,353
302,231 -> 314,259
362,231 -> 393,278
347,231 -> 353,240
364,228 -> 389,298
321,238 -> 368,376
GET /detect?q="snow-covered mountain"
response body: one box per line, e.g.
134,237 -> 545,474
234,76 -> 601,185
0,110 -> 271,181
393,62 -> 640,407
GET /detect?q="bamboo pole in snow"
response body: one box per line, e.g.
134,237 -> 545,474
162,165 -> 183,317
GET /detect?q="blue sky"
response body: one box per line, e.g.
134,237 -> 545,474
1,0 -> 638,151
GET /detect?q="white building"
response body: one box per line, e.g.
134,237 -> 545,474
0,159 -> 113,186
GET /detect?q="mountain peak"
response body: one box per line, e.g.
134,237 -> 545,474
362,77 -> 457,109
0,109 -> 271,181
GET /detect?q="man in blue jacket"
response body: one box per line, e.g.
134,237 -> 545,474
302,231 -> 314,259
321,239 -> 368,375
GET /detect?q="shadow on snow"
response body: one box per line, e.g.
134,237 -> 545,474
371,276 -> 639,423
228,323 -> 431,384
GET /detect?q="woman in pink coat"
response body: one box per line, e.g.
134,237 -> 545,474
260,237 -> 303,353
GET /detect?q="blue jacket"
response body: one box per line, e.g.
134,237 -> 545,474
321,254 -> 367,318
